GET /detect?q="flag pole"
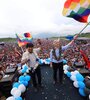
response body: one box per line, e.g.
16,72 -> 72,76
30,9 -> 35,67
78,22 -> 90,35
73,22 -> 90,40
68,22 -> 90,45
15,33 -> 24,53
20,47 -> 24,53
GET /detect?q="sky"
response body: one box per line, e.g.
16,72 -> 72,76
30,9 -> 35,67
0,0 -> 90,38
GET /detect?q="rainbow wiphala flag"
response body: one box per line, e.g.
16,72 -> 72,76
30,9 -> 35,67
16,34 -> 28,47
62,0 -> 90,23
16,33 -> 33,47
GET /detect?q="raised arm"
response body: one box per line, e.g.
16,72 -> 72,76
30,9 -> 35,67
62,34 -> 78,51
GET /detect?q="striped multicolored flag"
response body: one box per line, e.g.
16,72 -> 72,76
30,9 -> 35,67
16,34 -> 28,47
23,32 -> 33,42
17,32 -> 33,42
62,0 -> 90,23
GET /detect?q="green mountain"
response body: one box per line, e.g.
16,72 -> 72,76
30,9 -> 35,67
78,33 -> 90,38
0,38 -> 16,42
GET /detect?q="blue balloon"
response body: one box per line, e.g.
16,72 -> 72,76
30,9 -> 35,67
25,75 -> 31,81
66,72 -> 71,77
19,76 -> 25,81
39,59 -> 43,64
21,69 -> 26,73
13,82 -> 20,88
23,81 -> 28,86
15,97 -> 22,100
76,73 -> 84,81
78,81 -> 85,89
79,88 -> 86,96
20,81 -> 28,87
23,65 -> 28,70
19,81 -> 25,84
63,59 -> 67,64
46,59 -> 50,63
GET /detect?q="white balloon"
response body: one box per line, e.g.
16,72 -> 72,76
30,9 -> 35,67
89,94 -> 90,100
6,96 -> 15,100
63,65 -> 69,70
13,89 -> 21,98
71,72 -> 75,76
71,71 -> 79,76
11,87 -> 18,95
24,73 -> 27,76
26,69 -> 29,73
64,70 -> 68,74
18,84 -> 26,93
74,70 -> 79,74
73,81 -> 79,88
70,75 -> 77,81
45,61 -> 47,64
43,59 -> 46,63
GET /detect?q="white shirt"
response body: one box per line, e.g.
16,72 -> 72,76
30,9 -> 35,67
21,48 -> 40,69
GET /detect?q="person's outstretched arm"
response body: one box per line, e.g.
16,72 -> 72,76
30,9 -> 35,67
62,35 -> 78,51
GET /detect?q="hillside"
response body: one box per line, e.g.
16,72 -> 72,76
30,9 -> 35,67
0,38 -> 16,42
78,33 -> 90,38
51,33 -> 90,39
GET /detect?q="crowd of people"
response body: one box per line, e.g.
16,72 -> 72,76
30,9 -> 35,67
64,39 -> 90,68
0,43 -> 22,77
0,37 -> 90,99
0,38 -> 90,78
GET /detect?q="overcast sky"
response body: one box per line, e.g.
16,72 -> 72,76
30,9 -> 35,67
0,0 -> 90,38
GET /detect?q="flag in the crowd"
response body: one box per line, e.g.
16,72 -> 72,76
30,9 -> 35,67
18,32 -> 33,42
62,0 -> 90,23
17,40 -> 27,47
16,34 -> 28,47
80,50 -> 90,69
16,32 -> 33,47
65,35 -> 74,40
23,32 -> 33,42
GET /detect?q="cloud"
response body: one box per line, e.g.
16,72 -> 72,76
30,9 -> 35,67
0,0 -> 90,38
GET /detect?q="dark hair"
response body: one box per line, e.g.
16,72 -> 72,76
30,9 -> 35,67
26,43 -> 34,48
